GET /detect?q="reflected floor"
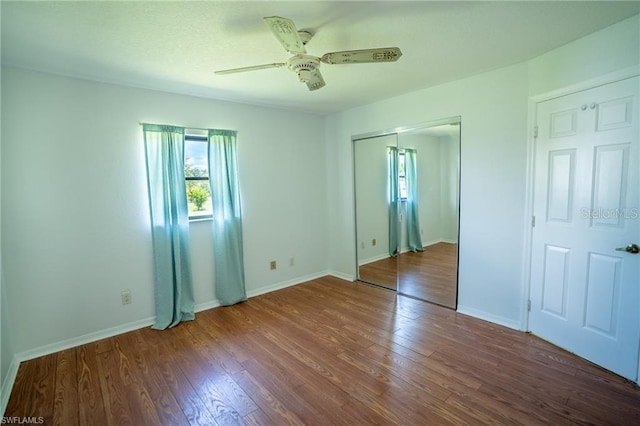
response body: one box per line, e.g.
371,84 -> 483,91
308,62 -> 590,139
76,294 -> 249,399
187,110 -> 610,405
359,242 -> 457,308
399,242 -> 457,308
358,255 -> 397,290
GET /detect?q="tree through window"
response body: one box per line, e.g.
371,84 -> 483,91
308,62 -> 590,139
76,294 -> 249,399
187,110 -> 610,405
184,135 -> 212,219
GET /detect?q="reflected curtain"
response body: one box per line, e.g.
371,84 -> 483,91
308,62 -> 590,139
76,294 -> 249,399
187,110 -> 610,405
143,124 -> 195,330
405,148 -> 424,252
388,146 -> 399,257
208,130 -> 247,305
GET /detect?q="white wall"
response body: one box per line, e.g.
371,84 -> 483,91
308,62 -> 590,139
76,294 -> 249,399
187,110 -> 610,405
326,14 -> 640,329
528,14 -> 640,96
0,44 -> 13,413
1,68 -> 327,357
0,13 -> 14,408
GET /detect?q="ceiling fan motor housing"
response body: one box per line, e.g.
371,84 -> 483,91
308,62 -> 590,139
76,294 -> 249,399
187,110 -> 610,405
288,55 -> 320,83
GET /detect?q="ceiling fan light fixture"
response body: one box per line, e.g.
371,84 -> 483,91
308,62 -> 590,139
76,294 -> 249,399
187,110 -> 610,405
297,69 -> 312,83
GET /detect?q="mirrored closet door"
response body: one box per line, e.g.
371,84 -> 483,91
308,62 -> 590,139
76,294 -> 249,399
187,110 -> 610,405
354,133 -> 399,290
353,120 -> 461,308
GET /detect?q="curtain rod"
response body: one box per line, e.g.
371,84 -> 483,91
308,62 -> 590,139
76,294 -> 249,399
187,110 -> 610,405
139,122 -> 211,132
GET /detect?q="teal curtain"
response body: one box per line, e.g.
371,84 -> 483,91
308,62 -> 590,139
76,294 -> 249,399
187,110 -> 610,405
405,148 -> 424,252
208,130 -> 247,305
143,124 -> 195,330
388,146 -> 399,257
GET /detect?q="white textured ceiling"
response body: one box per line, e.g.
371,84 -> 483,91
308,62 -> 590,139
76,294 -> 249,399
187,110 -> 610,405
2,1 -> 639,114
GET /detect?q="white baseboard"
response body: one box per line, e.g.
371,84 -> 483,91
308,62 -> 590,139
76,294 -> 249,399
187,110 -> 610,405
194,300 -> 221,313
421,239 -> 442,247
247,271 -> 329,298
423,238 -> 458,247
327,270 -> 355,282
439,239 -> 458,245
1,356 -> 22,417
16,316 -> 156,364
358,253 -> 390,266
456,305 -> 522,331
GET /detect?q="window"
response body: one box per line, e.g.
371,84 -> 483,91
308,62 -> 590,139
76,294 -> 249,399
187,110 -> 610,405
184,135 -> 212,219
398,151 -> 407,199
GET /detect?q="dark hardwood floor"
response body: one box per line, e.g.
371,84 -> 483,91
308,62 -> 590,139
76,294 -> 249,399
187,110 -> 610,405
5,276 -> 640,425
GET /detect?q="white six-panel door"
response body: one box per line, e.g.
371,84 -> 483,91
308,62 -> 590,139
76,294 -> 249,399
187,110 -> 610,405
529,76 -> 639,381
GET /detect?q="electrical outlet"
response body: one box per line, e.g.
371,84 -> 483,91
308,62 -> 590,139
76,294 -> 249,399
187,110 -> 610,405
372,238 -> 377,246
361,242 -> 365,249
270,260 -> 277,270
289,257 -> 295,266
121,290 -> 131,305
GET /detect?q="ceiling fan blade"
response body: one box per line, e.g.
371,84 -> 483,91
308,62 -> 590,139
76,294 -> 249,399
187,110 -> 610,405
305,69 -> 325,91
320,47 -> 402,65
264,16 -> 306,55
215,63 -> 286,75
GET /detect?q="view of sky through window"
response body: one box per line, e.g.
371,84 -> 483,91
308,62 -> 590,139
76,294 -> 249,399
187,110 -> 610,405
185,140 -> 207,174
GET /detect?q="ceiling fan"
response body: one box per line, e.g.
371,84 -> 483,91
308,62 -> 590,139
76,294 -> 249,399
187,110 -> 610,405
215,16 -> 402,91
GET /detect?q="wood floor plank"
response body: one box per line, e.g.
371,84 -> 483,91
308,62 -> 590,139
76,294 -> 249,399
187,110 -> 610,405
165,336 -> 242,423
242,329 -> 353,409
115,331 -> 191,426
112,337 -> 164,425
240,358 -> 342,425
76,342 -> 109,425
231,369 -> 305,425
95,349 -> 135,425
5,355 -> 57,424
260,292 -> 376,351
365,343 -> 483,395
477,381 -> 582,425
182,319 -> 245,375
4,359 -> 37,417
52,348 -> 78,426
156,359 -> 218,426
5,276 -> 640,425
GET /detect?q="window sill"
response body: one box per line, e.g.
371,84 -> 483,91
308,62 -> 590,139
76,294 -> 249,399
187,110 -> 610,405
189,216 -> 212,223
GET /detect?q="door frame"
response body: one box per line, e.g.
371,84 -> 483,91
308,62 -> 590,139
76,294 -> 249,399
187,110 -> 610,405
521,65 -> 640,382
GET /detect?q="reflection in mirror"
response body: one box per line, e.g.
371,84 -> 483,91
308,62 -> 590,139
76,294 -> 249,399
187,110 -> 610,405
397,124 -> 460,307
354,134 -> 398,290
353,120 -> 460,309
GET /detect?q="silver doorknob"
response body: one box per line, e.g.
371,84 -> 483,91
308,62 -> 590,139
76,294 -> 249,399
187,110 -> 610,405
616,243 -> 640,254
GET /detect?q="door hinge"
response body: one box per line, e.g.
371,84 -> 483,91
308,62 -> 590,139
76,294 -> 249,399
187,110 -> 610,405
532,216 -> 536,227
533,125 -> 539,138
527,300 -> 531,312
